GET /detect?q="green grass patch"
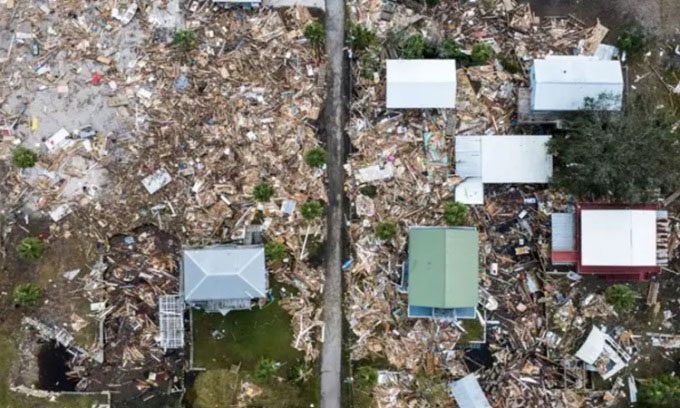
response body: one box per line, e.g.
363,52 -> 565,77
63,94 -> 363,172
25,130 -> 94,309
190,292 -> 318,407
193,301 -> 300,370
459,318 -> 484,344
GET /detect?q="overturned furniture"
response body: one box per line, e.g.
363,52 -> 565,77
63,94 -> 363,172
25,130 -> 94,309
551,203 -> 669,281
386,59 -> 457,109
403,227 -> 480,321
454,135 -> 553,204
181,245 -> 268,315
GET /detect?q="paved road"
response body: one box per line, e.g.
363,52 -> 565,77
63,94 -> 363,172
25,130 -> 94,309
320,0 -> 345,405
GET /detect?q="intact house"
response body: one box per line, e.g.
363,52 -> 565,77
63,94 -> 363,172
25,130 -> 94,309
386,59 -> 457,109
518,56 -> 624,124
400,227 -> 486,344
454,135 -> 553,205
181,245 -> 268,315
551,203 -> 670,281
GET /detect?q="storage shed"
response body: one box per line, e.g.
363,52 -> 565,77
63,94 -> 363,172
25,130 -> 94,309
386,59 -> 457,109
530,56 -> 623,111
455,135 -> 553,204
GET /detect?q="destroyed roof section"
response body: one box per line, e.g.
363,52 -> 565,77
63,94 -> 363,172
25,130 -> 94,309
580,210 -> 656,267
182,246 -> 267,301
531,57 -> 623,111
407,227 -> 478,309
450,374 -> 492,408
386,59 -> 457,109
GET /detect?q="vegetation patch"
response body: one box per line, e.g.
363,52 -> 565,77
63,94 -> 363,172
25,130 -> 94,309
17,237 -> 46,260
443,202 -> 468,226
375,220 -> 397,240
304,147 -> 327,168
12,147 -> 38,168
253,181 -> 275,202
304,21 -> 325,48
605,284 -> 636,314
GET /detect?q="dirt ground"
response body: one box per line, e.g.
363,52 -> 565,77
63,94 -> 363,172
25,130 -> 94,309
529,0 -> 680,37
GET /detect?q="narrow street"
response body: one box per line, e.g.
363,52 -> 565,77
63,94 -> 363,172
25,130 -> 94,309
320,0 -> 346,405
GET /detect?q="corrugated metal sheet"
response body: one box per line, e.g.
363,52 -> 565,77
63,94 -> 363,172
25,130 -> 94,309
551,213 -> 575,251
449,375 -> 492,408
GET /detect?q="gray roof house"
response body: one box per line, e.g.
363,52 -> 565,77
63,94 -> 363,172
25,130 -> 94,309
181,245 -> 268,315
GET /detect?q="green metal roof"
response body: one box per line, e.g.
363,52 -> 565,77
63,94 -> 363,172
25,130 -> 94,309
408,227 -> 479,309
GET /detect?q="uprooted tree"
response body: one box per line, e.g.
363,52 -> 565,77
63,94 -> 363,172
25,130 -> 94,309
548,94 -> 680,203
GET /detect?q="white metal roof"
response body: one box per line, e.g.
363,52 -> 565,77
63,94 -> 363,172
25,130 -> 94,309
386,59 -> 457,109
531,56 -> 623,111
580,210 -> 657,266
449,374 -> 491,408
455,135 -> 553,183
182,245 -> 267,302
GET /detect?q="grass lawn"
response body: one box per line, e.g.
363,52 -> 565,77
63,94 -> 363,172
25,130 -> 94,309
459,318 -> 485,344
189,291 -> 318,408
0,333 -> 108,408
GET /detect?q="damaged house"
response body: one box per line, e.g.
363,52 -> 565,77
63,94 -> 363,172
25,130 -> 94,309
454,135 -> 553,204
181,245 -> 268,314
402,227 -> 480,321
551,204 -> 669,281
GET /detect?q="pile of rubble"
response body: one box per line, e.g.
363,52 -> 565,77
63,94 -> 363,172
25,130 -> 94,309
344,0 -> 673,406
1,0 -> 327,399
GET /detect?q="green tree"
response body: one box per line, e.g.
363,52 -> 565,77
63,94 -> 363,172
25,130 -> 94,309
605,284 -> 636,313
616,27 -> 647,56
375,221 -> 397,240
300,200 -> 324,220
14,283 -> 42,305
17,237 -> 46,260
399,34 -> 437,59
350,25 -> 377,52
439,37 -> 462,59
305,147 -> 326,168
265,241 -> 287,263
253,181 -> 275,202
304,21 -> 325,48
443,202 -> 468,225
548,94 -> 680,202
173,29 -> 197,51
12,147 -> 38,168
256,358 -> 279,381
638,374 -> 680,407
471,42 -> 495,64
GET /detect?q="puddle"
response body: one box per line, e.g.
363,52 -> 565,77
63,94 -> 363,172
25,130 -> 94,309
37,340 -> 77,391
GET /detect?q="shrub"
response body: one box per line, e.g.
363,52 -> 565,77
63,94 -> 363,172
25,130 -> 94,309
375,221 -> 397,240
359,185 -> 378,198
425,0 -> 440,6
300,200 -> 324,220
265,242 -> 287,263
252,181 -> 275,202
471,42 -> 495,64
17,237 -> 46,260
399,34 -> 437,59
499,54 -> 522,74
616,28 -> 647,55
14,283 -> 42,305
360,50 -> 382,80
304,21 -> 325,48
256,358 -> 279,381
305,147 -> 326,168
173,29 -> 197,51
12,147 -> 38,168
439,37 -> 462,59
443,202 -> 468,225
605,284 -> 636,313
638,374 -> 680,407
350,25 -> 376,52
292,362 -> 314,384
